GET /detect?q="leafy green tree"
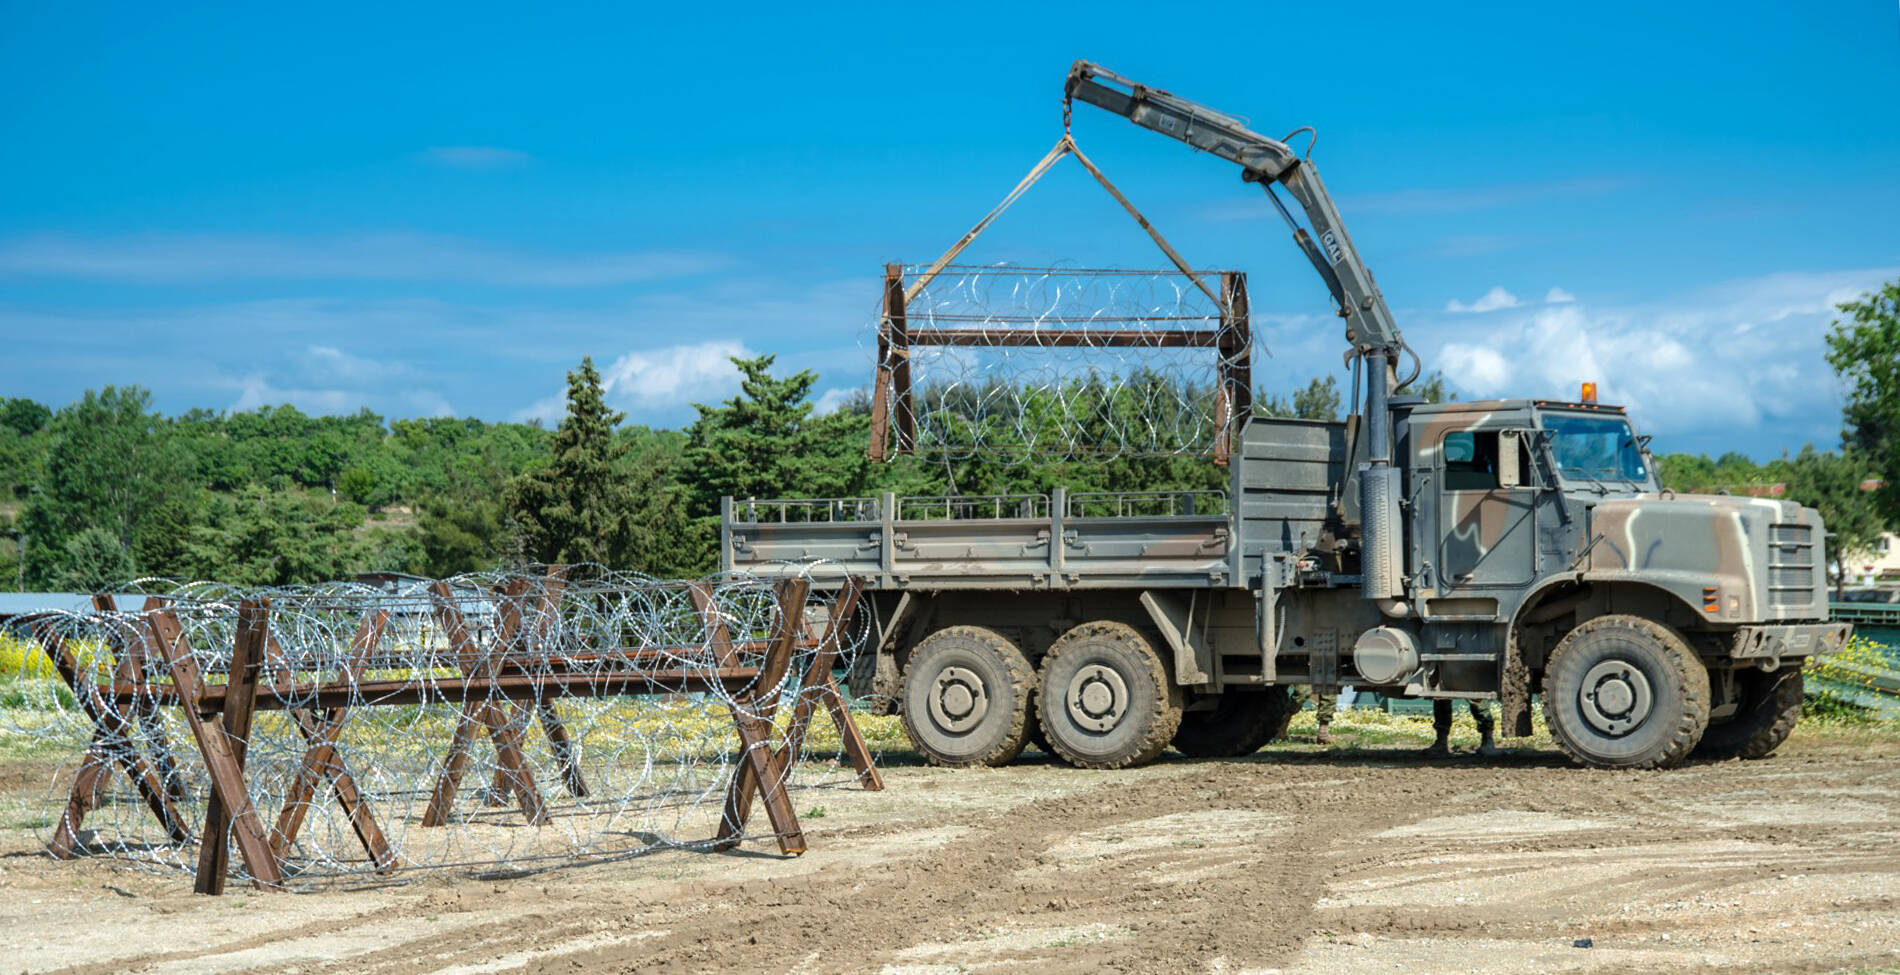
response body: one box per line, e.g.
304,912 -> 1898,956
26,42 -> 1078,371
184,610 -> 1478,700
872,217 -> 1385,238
1826,279 -> 1900,519
1781,446 -> 1885,596
1257,375 -> 1345,421
1293,376 -> 1340,421
685,355 -> 860,505
185,487 -> 369,586
19,386 -> 192,587
58,526 -> 135,592
417,494 -> 515,576
0,398 -> 50,437
1408,370 -> 1457,405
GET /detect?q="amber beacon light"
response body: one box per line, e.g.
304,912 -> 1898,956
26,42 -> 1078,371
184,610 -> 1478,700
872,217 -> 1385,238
1580,382 -> 1598,404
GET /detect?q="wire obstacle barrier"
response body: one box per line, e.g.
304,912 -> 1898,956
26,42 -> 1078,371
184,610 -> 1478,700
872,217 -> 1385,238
1,566 -> 882,893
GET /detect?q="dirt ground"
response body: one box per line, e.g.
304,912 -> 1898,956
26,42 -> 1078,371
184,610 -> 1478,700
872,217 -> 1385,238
4,719 -> 1900,975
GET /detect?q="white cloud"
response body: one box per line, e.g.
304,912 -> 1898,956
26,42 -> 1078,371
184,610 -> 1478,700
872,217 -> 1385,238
1544,286 -> 1577,304
0,232 -> 729,287
514,340 -> 752,424
601,341 -> 749,411
813,387 -> 862,415
1444,286 -> 1521,314
1426,266 -> 1899,450
420,146 -> 531,169
306,345 -> 405,384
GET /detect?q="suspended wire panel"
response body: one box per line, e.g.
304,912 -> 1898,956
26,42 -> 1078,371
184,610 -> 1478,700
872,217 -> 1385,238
868,264 -> 1253,464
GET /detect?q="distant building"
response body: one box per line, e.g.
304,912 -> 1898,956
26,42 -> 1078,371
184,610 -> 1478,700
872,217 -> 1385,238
1849,533 -> 1900,586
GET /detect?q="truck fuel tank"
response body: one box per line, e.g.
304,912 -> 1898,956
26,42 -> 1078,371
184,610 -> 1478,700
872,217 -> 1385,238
1353,626 -> 1420,684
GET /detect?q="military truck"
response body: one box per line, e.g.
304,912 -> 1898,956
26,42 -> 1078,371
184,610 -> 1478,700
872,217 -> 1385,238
721,63 -> 1850,771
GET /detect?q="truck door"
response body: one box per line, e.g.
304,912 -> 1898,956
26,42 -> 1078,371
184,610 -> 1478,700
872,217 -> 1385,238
1435,429 -> 1536,592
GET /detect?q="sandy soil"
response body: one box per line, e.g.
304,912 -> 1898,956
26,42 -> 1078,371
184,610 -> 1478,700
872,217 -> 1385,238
4,725 -> 1900,974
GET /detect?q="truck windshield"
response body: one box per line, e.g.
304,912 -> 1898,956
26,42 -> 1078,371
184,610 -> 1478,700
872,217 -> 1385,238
1544,414 -> 1652,487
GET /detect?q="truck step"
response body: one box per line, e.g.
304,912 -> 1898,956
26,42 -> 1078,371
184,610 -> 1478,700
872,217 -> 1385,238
1420,653 -> 1495,663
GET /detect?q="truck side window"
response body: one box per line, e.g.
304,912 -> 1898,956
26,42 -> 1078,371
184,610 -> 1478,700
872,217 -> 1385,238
1444,431 -> 1500,491
1443,431 -> 1532,490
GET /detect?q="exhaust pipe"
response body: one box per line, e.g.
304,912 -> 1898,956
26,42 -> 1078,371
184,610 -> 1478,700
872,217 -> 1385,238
1360,350 -> 1405,613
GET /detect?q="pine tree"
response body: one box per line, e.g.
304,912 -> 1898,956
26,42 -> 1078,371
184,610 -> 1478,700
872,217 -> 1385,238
507,358 -> 636,568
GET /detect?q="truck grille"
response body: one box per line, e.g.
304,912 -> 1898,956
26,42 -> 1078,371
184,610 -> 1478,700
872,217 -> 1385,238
1767,523 -> 1818,609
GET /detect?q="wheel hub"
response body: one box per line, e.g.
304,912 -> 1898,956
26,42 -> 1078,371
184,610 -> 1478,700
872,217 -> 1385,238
927,665 -> 989,734
1579,659 -> 1654,737
1066,663 -> 1129,733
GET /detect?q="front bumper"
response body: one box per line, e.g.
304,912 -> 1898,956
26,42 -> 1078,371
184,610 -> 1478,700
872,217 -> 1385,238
1729,622 -> 1852,661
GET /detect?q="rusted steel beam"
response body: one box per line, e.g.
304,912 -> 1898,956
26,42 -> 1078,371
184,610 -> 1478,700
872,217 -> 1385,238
695,581 -> 807,856
774,578 -> 882,791
887,264 -> 915,453
268,610 -> 394,871
718,577 -> 826,835
96,669 -> 779,711
144,604 -> 282,893
869,265 -> 898,461
194,599 -> 275,895
421,707 -> 480,828
1215,271 -> 1252,466
522,570 -> 589,798
483,577 -> 542,807
430,581 -> 548,826
101,593 -> 194,810
902,327 -> 1225,348
37,620 -> 192,859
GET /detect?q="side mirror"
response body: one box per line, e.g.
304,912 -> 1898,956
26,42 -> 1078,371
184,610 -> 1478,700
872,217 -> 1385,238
1498,430 -> 1524,489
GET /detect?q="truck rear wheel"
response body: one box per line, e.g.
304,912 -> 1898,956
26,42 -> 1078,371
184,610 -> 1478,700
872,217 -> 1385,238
1171,688 -> 1296,758
1543,615 -> 1709,770
1694,667 -> 1803,760
900,626 -> 1035,767
1038,621 -> 1182,769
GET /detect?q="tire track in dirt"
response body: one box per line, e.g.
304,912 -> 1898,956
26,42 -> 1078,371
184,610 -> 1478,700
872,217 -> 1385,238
12,739 -> 1900,974
486,761 -> 1459,973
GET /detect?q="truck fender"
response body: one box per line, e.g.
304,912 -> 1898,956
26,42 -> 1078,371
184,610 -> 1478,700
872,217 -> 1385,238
1139,590 -> 1212,686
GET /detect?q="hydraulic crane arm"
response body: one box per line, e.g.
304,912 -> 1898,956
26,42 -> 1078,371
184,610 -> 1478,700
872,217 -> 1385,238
1065,61 -> 1405,361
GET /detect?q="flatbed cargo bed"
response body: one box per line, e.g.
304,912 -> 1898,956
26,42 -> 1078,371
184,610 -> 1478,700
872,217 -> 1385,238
722,489 -> 1238,590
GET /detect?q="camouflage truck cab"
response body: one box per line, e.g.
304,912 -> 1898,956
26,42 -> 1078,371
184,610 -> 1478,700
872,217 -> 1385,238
1378,398 -> 1848,767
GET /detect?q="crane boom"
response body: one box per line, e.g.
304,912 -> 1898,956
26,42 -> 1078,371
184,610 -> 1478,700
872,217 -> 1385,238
1065,61 -> 1405,362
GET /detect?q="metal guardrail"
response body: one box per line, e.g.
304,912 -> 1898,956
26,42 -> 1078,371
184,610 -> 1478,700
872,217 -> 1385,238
1829,601 -> 1900,626
1066,490 -> 1228,518
732,491 -> 1228,525
733,498 -> 881,524
896,494 -> 1049,521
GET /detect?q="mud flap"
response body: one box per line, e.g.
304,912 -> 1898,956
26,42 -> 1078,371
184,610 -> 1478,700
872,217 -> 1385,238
1500,630 -> 1533,738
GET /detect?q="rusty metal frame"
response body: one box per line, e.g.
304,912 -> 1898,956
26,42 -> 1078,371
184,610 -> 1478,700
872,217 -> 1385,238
868,266 -> 1252,464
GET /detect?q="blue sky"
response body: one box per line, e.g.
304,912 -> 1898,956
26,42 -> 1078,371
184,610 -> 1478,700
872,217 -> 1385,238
2,2 -> 1897,457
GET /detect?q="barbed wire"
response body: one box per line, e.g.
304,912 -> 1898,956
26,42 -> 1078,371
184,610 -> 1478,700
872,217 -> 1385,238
873,265 -> 1256,463
0,564 -> 881,888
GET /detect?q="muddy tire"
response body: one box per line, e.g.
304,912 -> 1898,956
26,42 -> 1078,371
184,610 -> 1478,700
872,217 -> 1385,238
1694,667 -> 1803,760
1171,688 -> 1297,758
1038,622 -> 1183,770
1025,692 -> 1053,755
900,626 -> 1035,767
1542,615 -> 1709,770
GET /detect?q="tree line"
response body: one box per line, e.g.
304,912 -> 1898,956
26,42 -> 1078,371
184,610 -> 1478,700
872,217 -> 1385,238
1,279 -> 1894,591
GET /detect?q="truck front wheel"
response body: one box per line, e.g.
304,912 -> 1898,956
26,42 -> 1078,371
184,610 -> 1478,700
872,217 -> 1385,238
1543,615 -> 1710,770
1694,667 -> 1803,760
900,626 -> 1035,767
1038,622 -> 1183,769
1171,688 -> 1297,758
